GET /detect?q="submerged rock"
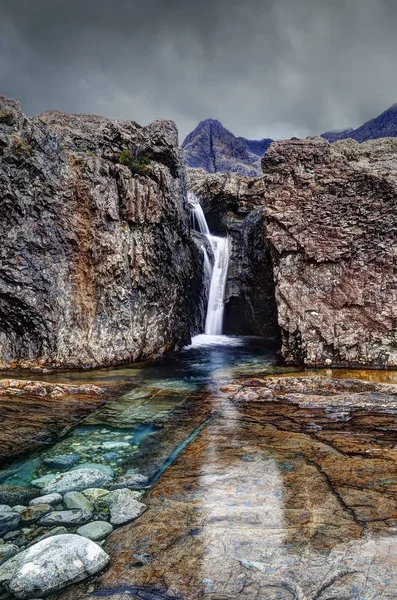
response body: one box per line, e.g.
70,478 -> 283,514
0,512 -> 20,537
0,534 -> 109,598
0,488 -> 38,507
71,463 -> 114,477
38,510 -> 92,526
18,506 -> 52,524
26,527 -> 68,548
63,492 -> 94,513
42,468 -> 112,494
0,545 -> 18,566
107,473 -> 149,490
76,521 -> 113,541
29,493 -> 62,507
106,489 -> 146,525
43,454 -> 80,469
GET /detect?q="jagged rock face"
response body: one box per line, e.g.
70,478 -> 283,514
320,103 -> 397,143
0,95 -> 203,370
187,137 -> 397,367
182,119 -> 272,177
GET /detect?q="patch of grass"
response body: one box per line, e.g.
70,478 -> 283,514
118,148 -> 150,175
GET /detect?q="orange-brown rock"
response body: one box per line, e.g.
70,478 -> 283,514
0,378 -> 107,465
58,376 -> 397,599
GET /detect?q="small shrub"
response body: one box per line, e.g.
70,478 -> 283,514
118,148 -> 150,175
13,136 -> 31,156
131,120 -> 142,129
0,112 -> 15,126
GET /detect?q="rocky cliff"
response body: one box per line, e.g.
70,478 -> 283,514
182,118 -> 272,177
0,95 -> 204,370
188,136 -> 397,367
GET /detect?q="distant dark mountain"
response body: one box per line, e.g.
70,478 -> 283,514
321,104 -> 397,143
182,118 -> 273,177
320,128 -> 354,143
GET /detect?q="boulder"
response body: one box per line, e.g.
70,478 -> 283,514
18,505 -> 52,524
105,489 -> 146,526
38,510 -> 92,526
0,512 -> 20,536
81,488 -> 109,504
76,521 -> 113,541
42,468 -> 112,494
107,473 -> 149,490
0,488 -> 38,507
63,492 -> 94,513
43,454 -> 80,469
71,463 -> 114,477
0,534 -> 109,598
0,545 -> 18,566
29,493 -> 62,507
0,94 -> 201,371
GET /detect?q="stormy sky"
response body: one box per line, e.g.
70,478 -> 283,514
1,0 -> 397,142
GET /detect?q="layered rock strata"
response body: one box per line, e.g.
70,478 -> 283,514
0,379 -> 107,466
0,95 -> 203,370
188,137 -> 397,366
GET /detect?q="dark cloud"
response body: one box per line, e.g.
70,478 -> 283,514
1,0 -> 397,141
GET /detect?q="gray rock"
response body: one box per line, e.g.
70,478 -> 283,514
0,546 -> 18,567
63,492 -> 94,513
95,488 -> 143,510
31,474 -> 60,489
0,513 -> 20,537
42,468 -> 112,494
76,521 -> 113,541
102,441 -> 130,450
29,493 -> 62,507
43,454 -> 80,469
106,489 -> 146,525
0,488 -> 38,507
38,510 -> 92,526
0,95 -> 198,371
0,534 -> 109,598
108,473 -> 149,490
81,488 -> 109,504
71,463 -> 114,477
27,527 -> 68,548
0,509 -> 11,515
11,506 -> 26,513
19,506 -> 52,525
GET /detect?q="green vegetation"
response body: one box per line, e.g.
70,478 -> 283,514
118,148 -> 150,175
13,136 -> 31,156
0,112 -> 15,126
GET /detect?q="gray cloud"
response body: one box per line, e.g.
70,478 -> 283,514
1,0 -> 397,142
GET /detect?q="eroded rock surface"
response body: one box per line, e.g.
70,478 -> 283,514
56,376 -> 397,600
0,95 -> 202,370
0,379 -> 107,466
188,137 -> 397,366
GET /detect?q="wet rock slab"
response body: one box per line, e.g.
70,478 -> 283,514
0,379 -> 107,466
57,376 -> 397,600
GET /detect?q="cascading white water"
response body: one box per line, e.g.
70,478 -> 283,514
188,192 -> 229,336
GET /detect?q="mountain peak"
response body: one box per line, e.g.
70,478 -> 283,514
182,119 -> 273,177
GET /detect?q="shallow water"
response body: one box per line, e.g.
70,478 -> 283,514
2,336 -> 397,599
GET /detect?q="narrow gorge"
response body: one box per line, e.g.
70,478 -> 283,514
0,95 -> 397,600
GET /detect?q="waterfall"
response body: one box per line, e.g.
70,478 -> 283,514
188,192 -> 229,336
